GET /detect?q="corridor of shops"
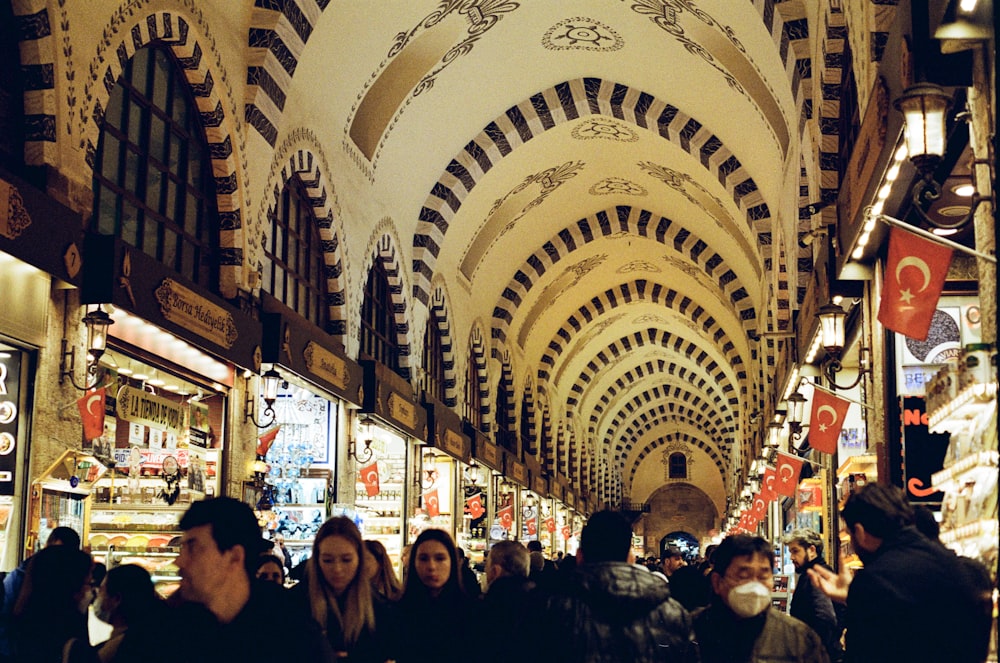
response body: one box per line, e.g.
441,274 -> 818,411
0,1 -> 996,661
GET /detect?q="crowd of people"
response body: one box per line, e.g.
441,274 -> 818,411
0,482 -> 992,662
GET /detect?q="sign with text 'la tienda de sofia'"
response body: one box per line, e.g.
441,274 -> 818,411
901,396 -> 949,504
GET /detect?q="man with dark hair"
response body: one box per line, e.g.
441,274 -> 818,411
694,534 -> 829,663
782,528 -> 843,662
810,483 -> 987,662
481,541 -> 535,663
660,546 -> 687,578
171,497 -> 333,662
525,510 -> 698,662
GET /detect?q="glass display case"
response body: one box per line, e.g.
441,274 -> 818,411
354,424 -> 407,572
105,545 -> 180,598
25,449 -> 107,555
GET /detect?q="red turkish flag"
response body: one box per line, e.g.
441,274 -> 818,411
738,511 -> 750,531
544,516 -> 556,533
526,517 -> 537,535
560,525 -> 572,540
745,511 -> 760,531
423,489 -> 440,517
256,426 -> 281,456
498,504 -> 514,530
77,388 -> 106,441
775,452 -> 804,497
809,389 -> 851,454
878,226 -> 953,340
760,466 -> 778,502
750,493 -> 768,520
359,461 -> 380,497
466,493 -> 485,519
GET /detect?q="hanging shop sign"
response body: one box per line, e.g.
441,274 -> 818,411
360,360 -> 427,440
467,424 -> 502,473
530,470 -> 548,497
0,169 -> 84,285
504,452 -> 528,487
550,479 -> 564,502
423,394 -> 471,463
115,385 -> 185,436
565,490 -> 576,509
80,234 -> 261,371
261,299 -> 363,405
901,395 -> 949,503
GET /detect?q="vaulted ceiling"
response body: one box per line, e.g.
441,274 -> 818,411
239,0 -> 839,518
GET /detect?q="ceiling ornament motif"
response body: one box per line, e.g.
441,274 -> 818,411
624,0 -> 788,154
571,117 -> 638,142
543,17 -> 623,51
493,160 -> 585,238
617,260 -> 660,274
633,314 -> 668,326
344,0 -> 521,176
590,178 -> 646,196
638,161 -> 731,233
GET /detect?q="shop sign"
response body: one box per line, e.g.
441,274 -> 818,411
112,447 -> 189,469
901,396 -> 949,503
0,353 -> 21,495
531,473 -> 547,496
507,458 -> 528,486
303,341 -> 350,390
115,385 -> 184,435
387,392 -> 417,429
155,279 -> 238,349
475,437 -> 502,472
565,491 -> 576,509
441,428 -> 465,459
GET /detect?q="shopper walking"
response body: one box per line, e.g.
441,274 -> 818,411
8,544 -> 95,663
525,510 -> 698,663
782,529 -> 844,662
479,541 -> 535,663
292,517 -> 396,662
363,539 -> 402,602
172,496 -> 335,662
808,483 -> 987,663
693,534 -> 829,663
90,563 -> 166,663
395,528 -> 478,663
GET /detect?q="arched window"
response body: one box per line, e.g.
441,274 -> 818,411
92,45 -> 218,290
520,398 -> 534,455
265,175 -> 327,328
359,261 -> 401,376
423,318 -> 445,402
495,381 -> 514,453
465,347 -> 483,431
669,452 -> 687,479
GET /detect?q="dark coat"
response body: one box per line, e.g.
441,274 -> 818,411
394,586 -> 479,663
844,526 -> 985,663
287,581 -> 398,663
525,562 -> 698,663
693,602 -> 830,663
790,556 -> 844,662
479,575 -> 536,663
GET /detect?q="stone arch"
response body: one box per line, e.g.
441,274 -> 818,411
359,224 -> 413,380
626,430 -> 727,491
411,78 -> 772,308
80,10 -> 249,298
466,322 -> 490,424
264,139 -> 348,338
427,281 -> 458,408
520,374 -> 537,456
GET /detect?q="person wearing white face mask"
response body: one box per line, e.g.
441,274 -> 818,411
692,534 -> 829,663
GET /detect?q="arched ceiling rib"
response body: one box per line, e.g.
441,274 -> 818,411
255,1 -> 824,517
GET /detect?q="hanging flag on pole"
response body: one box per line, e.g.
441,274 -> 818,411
809,388 -> 851,454
878,225 -> 953,340
760,466 -> 778,502
359,461 -> 380,497
774,452 -> 804,497
423,488 -> 440,517
77,388 -> 106,441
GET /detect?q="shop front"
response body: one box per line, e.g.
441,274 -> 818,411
501,451 -> 527,545
67,234 -> 261,594
467,426 -> 505,550
356,360 -> 426,571
0,167 -> 86,568
521,456 -> 551,553
254,297 -> 363,568
421,395 -> 475,559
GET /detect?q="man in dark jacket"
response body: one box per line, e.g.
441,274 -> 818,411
525,510 -> 698,662
693,534 -> 829,663
809,483 -> 987,663
783,528 -> 844,662
480,541 -> 535,663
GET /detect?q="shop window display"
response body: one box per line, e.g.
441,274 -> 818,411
353,423 -> 407,572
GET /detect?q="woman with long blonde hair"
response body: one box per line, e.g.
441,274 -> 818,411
294,517 -> 396,662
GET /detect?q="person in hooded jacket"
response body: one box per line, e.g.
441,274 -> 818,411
524,510 -> 698,663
